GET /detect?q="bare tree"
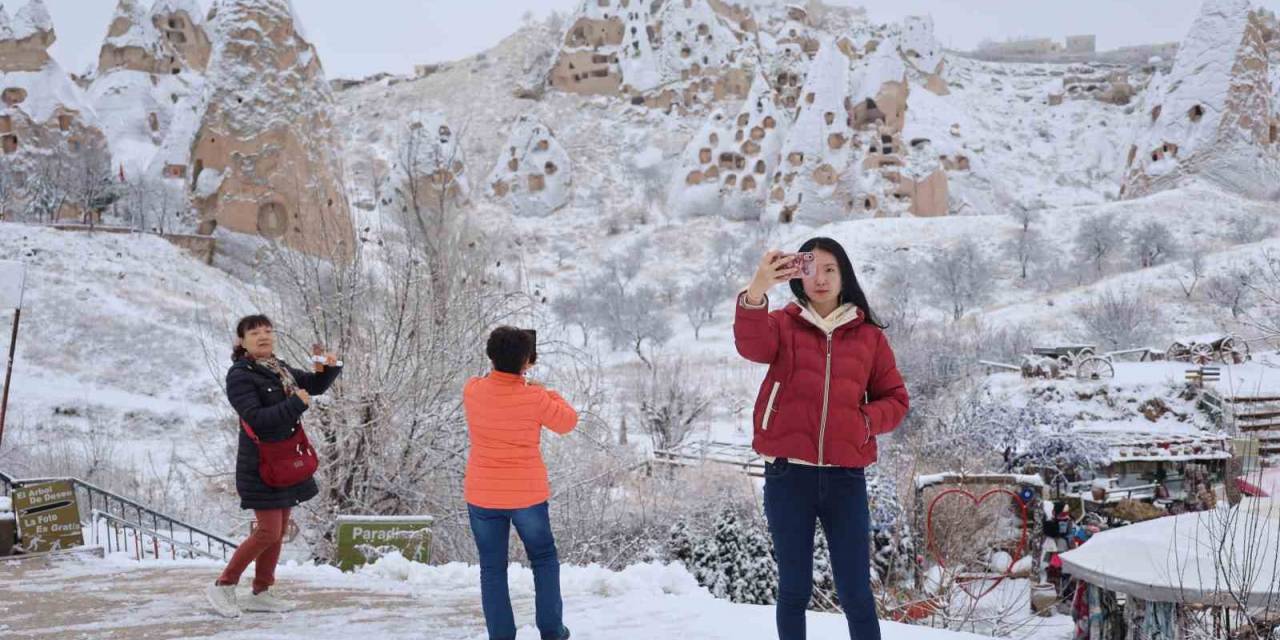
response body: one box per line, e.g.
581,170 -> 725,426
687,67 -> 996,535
877,257 -> 923,341
1129,219 -> 1180,268
1176,250 -> 1207,299
682,230 -> 757,339
1074,213 -> 1127,276
1227,213 -> 1276,245
926,238 -> 996,321
1203,261 -> 1259,320
1004,224 -> 1044,281
637,357 -> 711,452
0,164 -> 15,220
1074,288 -> 1158,350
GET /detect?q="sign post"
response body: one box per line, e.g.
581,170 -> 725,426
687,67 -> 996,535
335,515 -> 433,571
12,480 -> 83,553
0,260 -> 25,448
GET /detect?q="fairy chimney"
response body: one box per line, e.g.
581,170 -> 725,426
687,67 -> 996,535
488,115 -> 571,217
0,0 -> 54,73
1121,0 -> 1280,200
189,0 -> 354,257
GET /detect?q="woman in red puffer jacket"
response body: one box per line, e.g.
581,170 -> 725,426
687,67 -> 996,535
735,236 -> 909,640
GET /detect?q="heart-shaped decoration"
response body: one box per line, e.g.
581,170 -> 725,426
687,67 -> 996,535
925,487 -> 1030,601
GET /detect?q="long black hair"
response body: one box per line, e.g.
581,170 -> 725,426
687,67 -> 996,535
231,314 -> 274,362
788,237 -> 886,329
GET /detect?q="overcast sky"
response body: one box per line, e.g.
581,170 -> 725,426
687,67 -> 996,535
30,0 -> 1280,79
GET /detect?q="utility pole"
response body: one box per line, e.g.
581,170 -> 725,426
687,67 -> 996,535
0,261 -> 26,449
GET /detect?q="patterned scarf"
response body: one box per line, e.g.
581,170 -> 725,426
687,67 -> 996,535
252,355 -> 299,396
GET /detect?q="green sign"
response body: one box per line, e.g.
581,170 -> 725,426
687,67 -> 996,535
13,480 -> 83,553
335,515 -> 433,571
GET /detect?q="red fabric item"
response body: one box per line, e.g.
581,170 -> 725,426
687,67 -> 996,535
1235,477 -> 1270,497
218,508 -> 292,593
241,419 -> 319,488
734,297 -> 910,467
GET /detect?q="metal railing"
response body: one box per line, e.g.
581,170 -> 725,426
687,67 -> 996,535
1,470 -> 238,561
91,509 -> 228,561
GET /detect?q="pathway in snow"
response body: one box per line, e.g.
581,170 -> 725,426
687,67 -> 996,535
0,553 -> 999,640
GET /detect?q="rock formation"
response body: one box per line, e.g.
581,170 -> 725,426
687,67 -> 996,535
1121,0 -> 1280,200
188,0 -> 354,257
488,115 -> 571,217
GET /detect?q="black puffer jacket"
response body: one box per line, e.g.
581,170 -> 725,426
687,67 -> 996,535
225,357 -> 342,510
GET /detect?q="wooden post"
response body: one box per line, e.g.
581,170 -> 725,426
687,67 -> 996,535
0,308 -> 19,448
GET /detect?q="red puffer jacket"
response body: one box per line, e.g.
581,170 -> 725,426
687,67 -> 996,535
734,295 -> 909,467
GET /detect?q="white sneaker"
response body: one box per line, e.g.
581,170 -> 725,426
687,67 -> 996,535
241,588 -> 297,613
206,582 -> 240,618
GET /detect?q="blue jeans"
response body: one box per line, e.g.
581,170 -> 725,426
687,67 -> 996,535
468,501 -> 565,640
763,458 -> 880,640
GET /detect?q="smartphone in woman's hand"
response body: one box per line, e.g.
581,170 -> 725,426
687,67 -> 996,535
311,343 -> 325,372
789,252 -> 817,278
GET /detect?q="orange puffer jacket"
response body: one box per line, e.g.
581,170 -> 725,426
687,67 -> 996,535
463,371 -> 579,509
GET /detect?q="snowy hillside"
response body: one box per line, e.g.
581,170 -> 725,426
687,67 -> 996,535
0,226 -> 256,488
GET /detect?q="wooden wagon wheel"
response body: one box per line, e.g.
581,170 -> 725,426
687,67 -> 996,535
1077,356 -> 1115,381
1190,342 -> 1215,365
1165,343 -> 1187,362
1218,336 -> 1250,364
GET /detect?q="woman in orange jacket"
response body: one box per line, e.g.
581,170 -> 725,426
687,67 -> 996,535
463,326 -> 577,640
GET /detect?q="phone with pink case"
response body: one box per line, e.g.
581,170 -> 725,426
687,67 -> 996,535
788,252 -> 816,278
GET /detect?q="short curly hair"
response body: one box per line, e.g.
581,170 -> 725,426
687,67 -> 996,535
486,326 -> 535,374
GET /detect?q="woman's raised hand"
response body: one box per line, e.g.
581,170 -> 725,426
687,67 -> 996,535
745,250 -> 798,304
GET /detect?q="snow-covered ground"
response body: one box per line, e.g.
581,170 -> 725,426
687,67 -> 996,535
0,225 -> 255,476
0,552 -> 1001,640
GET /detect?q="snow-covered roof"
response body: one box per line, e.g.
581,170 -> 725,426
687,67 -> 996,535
1061,500 -> 1280,606
12,0 -> 52,41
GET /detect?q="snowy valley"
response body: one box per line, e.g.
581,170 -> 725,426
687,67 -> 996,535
3,0 -> 1280,638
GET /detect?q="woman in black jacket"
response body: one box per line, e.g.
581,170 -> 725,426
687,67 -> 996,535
206,314 -> 341,618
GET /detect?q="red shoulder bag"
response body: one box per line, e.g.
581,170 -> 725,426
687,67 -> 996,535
241,419 -> 319,488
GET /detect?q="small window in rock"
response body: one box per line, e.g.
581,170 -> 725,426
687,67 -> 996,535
257,202 -> 288,238
1189,104 -> 1204,122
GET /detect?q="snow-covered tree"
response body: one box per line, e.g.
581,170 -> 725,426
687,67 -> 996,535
1129,219 -> 1180,268
925,238 -> 996,321
1074,213 -> 1127,276
1226,213 -> 1275,245
637,357 -> 710,452
683,508 -> 778,605
1205,262 -> 1258,319
1075,287 -> 1158,350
